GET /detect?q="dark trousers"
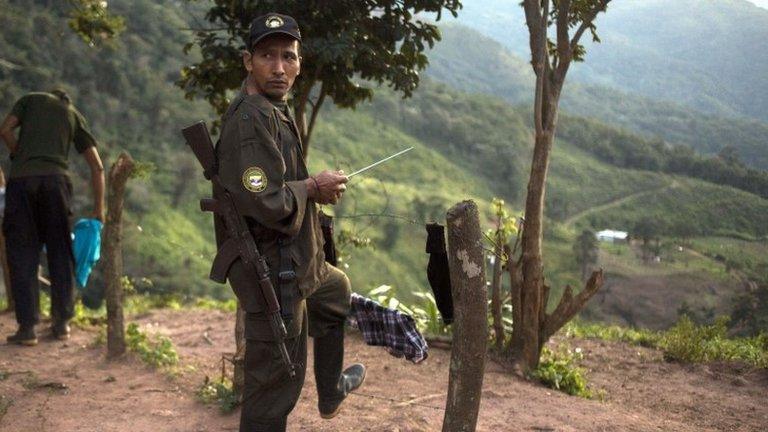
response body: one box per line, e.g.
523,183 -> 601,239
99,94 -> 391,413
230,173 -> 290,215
2,175 -> 75,327
239,264 -> 351,432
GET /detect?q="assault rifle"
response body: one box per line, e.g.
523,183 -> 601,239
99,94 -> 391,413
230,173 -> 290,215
181,121 -> 298,378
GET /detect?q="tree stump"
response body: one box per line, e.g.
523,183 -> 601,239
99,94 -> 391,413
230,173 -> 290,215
442,200 -> 487,432
103,152 -> 135,359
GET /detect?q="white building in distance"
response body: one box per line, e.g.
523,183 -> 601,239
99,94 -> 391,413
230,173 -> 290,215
596,229 -> 628,243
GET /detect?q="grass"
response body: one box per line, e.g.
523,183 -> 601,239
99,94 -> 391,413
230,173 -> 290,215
565,317 -> 768,369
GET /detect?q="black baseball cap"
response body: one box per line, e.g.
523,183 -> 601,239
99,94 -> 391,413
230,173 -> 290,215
248,13 -> 302,50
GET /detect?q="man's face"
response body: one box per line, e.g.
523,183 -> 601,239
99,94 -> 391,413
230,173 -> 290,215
244,35 -> 301,100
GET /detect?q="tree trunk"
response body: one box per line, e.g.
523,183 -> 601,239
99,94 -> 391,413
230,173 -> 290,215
104,152 -> 135,359
513,0 -> 610,374
491,242 -> 504,351
0,168 -> 11,311
516,130 -> 555,370
442,201 -> 487,432
233,304 -> 246,399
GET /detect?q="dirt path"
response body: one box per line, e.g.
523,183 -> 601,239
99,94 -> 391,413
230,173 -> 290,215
563,179 -> 679,227
1,308 -> 765,431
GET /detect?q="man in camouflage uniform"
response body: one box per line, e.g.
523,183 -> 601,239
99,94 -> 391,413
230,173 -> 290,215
215,13 -> 365,432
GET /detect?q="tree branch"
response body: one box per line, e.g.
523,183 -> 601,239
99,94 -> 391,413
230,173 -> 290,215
306,82 -> 327,149
541,269 -> 604,341
555,0 -> 572,78
569,0 -> 611,51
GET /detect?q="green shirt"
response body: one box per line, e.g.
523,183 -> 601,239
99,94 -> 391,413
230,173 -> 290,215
9,92 -> 97,178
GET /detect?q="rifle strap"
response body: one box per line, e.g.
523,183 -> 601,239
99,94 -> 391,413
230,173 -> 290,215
277,236 -> 297,322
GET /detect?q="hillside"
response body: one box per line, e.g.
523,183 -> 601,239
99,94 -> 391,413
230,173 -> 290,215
427,24 -> 768,171
455,0 -> 768,123
1,0 -> 766,328
1,308 -> 767,431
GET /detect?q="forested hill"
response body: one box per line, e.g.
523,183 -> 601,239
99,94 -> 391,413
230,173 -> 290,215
455,0 -> 768,123
427,24 -> 768,172
1,0 -> 766,328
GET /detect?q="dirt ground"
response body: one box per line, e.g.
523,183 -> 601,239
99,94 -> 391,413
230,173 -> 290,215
0,308 -> 766,432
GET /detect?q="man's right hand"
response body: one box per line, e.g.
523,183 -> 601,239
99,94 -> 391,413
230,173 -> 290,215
309,170 -> 348,205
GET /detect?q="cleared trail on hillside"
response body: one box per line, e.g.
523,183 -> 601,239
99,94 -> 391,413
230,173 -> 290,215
563,178 -> 680,227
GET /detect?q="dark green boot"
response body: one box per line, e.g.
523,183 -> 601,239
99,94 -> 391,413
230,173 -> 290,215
7,325 -> 38,346
319,363 -> 366,419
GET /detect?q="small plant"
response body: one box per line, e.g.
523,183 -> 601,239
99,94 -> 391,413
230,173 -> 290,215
365,285 -> 451,337
126,323 -> 179,368
533,346 -> 592,398
197,377 -> 238,413
195,297 -> 238,312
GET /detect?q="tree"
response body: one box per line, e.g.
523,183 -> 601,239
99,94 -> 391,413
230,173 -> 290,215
178,0 -> 462,151
573,230 -> 598,281
511,0 -> 610,372
68,0 -> 125,46
632,217 -> 662,262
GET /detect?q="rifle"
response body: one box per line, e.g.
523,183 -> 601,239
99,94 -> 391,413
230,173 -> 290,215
181,121 -> 298,378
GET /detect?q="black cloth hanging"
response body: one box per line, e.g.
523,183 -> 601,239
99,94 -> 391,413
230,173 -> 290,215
426,223 -> 453,324
319,211 -> 338,267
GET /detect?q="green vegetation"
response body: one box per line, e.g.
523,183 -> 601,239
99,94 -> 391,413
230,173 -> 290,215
565,318 -> 768,369
197,377 -> 238,413
126,323 -> 179,368
533,346 -> 593,398
2,0 -> 766,334
457,0 -> 768,123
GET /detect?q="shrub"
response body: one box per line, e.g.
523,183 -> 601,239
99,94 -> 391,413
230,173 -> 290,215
533,346 -> 592,398
126,323 -> 179,367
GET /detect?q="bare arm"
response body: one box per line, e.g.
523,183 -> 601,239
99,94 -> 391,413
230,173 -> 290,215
0,114 -> 20,156
82,146 -> 106,222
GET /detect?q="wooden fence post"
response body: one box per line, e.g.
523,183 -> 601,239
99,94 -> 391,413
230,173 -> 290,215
442,200 -> 487,432
103,152 -> 135,359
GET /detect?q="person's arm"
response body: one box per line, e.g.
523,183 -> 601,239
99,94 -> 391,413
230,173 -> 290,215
0,114 -> 20,156
82,147 -> 105,222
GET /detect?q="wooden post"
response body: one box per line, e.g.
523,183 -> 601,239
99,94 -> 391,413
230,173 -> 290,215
233,304 -> 246,399
491,242 -> 504,351
0,167 -> 12,312
442,201 -> 487,432
103,152 -> 135,359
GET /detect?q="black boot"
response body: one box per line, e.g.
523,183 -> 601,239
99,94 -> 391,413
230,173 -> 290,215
7,325 -> 37,346
319,363 -> 366,419
51,320 -> 71,341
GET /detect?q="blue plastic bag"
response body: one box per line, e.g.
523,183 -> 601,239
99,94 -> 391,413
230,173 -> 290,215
72,218 -> 103,289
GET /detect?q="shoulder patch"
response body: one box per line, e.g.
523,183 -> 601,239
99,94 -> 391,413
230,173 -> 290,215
242,167 -> 267,193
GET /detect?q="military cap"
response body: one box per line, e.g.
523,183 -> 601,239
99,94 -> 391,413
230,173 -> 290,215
248,13 -> 302,50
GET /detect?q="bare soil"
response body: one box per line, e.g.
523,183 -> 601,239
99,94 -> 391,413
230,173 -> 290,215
0,308 -> 766,432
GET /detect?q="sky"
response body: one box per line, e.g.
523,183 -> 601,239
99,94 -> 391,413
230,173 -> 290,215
749,0 -> 768,9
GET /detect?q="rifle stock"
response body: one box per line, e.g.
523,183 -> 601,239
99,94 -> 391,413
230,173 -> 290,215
182,121 -> 297,378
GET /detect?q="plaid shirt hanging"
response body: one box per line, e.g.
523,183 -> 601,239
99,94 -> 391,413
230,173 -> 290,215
348,293 -> 429,364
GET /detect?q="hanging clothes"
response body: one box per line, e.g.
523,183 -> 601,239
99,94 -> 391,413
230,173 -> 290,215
348,293 -> 428,364
426,223 -> 454,324
72,218 -> 102,289
318,211 -> 337,267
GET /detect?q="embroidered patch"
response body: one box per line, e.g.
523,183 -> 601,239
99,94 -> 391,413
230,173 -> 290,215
265,16 -> 284,28
242,167 -> 267,193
